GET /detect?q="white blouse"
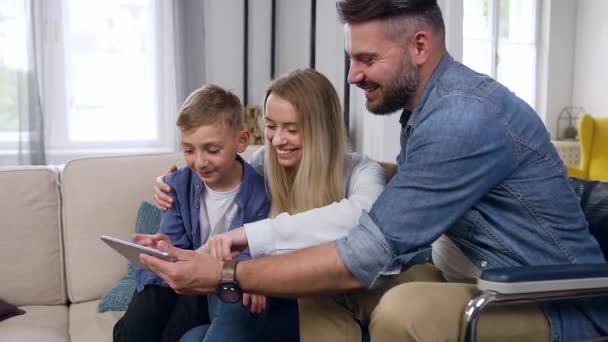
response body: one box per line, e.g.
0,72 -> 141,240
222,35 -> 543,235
244,146 -> 387,257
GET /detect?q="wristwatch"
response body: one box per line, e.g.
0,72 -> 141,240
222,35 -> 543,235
216,260 -> 242,303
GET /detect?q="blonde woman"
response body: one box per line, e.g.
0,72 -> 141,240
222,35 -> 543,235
154,69 -> 388,341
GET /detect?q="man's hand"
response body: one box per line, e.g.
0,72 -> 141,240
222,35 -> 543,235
132,233 -> 171,249
154,165 -> 178,210
140,241 -> 222,295
243,293 -> 266,314
199,227 -> 249,260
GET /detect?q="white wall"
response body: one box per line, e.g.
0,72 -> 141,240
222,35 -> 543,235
438,0 -> 464,62
172,0 -> 606,159
315,0 -> 345,103
203,0 -> 344,108
201,1 -> 463,161
572,0 -> 608,118
248,0 -> 272,106
536,0 -> 577,139
275,0 -> 311,76
203,0 -> 245,101
537,0 -> 608,138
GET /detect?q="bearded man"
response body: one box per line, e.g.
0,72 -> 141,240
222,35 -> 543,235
143,1 -> 608,341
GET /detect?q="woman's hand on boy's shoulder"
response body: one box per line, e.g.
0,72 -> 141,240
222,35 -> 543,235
154,165 -> 178,210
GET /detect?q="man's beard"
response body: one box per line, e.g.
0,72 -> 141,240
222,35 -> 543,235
364,62 -> 420,115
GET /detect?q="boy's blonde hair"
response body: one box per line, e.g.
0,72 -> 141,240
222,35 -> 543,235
177,84 -> 243,131
264,69 -> 347,217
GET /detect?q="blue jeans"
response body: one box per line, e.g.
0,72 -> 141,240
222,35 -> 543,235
180,294 -> 298,342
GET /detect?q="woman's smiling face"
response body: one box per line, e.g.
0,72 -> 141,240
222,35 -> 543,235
264,93 -> 303,168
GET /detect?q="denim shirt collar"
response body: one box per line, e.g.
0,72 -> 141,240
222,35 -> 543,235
407,53 -> 454,127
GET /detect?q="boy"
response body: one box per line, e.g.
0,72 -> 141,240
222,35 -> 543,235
114,84 -> 273,342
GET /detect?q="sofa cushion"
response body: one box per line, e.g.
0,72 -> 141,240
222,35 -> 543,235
69,300 -> 124,342
98,201 -> 162,312
0,305 -> 68,342
0,166 -> 66,306
62,153 -> 186,303
0,299 -> 25,322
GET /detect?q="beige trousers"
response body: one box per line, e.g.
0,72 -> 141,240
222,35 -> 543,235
299,264 -> 549,342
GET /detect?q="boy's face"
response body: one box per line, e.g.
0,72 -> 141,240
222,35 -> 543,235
181,123 -> 248,191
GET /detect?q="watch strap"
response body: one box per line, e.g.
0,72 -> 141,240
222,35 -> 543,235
221,260 -> 239,283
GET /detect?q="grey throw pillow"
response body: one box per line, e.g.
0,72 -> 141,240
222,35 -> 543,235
97,201 -> 162,312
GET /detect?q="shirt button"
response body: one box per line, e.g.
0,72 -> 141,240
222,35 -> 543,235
195,204 -> 200,209
480,260 -> 488,268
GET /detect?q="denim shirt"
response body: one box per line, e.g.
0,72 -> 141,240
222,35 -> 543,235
336,54 -> 607,341
136,155 -> 270,291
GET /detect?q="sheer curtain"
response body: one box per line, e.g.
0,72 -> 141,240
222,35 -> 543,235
172,0 -> 206,107
156,0 -> 207,150
0,0 -> 46,165
20,0 -> 45,165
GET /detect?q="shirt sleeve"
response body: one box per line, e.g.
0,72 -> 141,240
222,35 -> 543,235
137,173 -> 195,290
337,98 -> 515,289
245,154 -> 387,257
158,174 -> 193,250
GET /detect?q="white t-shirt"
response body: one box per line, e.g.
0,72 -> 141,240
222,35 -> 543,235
199,183 -> 241,243
431,235 -> 481,281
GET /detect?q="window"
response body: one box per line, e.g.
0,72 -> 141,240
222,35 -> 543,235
66,0 -> 157,142
0,0 -> 26,144
53,0 -> 176,153
463,0 -> 538,108
0,0 -> 177,163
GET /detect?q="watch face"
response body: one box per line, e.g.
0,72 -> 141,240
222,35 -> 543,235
218,285 -> 241,303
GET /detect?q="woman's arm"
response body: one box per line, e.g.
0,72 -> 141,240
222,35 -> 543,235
245,153 -> 387,257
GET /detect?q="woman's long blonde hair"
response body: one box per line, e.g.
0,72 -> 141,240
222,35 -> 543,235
264,69 -> 347,217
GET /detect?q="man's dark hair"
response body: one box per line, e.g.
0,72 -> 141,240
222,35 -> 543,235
336,0 -> 444,35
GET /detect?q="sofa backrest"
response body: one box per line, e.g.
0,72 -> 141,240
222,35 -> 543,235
0,166 -> 66,306
62,153 -> 186,303
61,145 -> 259,303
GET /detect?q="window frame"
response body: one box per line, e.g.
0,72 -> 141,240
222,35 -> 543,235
1,0 -> 178,163
463,0 -> 542,109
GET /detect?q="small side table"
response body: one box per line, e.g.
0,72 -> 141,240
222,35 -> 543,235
551,140 -> 581,166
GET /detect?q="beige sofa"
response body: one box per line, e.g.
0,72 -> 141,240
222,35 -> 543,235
0,148 -> 256,342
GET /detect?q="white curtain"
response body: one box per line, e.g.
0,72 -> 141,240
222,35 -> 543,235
0,0 -> 46,165
171,0 -> 206,106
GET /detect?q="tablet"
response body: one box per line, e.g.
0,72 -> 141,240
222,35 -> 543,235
101,235 -> 175,270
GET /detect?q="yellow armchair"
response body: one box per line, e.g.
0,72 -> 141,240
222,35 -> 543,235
566,113 -> 608,180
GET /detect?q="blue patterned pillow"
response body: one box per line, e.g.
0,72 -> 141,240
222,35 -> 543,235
97,201 -> 162,312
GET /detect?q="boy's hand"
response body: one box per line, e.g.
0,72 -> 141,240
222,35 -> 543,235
133,233 -> 171,249
243,293 -> 266,314
154,165 -> 178,210
199,227 -> 249,260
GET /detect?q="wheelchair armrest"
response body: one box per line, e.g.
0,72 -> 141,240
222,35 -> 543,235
465,265 -> 608,342
477,264 -> 608,294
